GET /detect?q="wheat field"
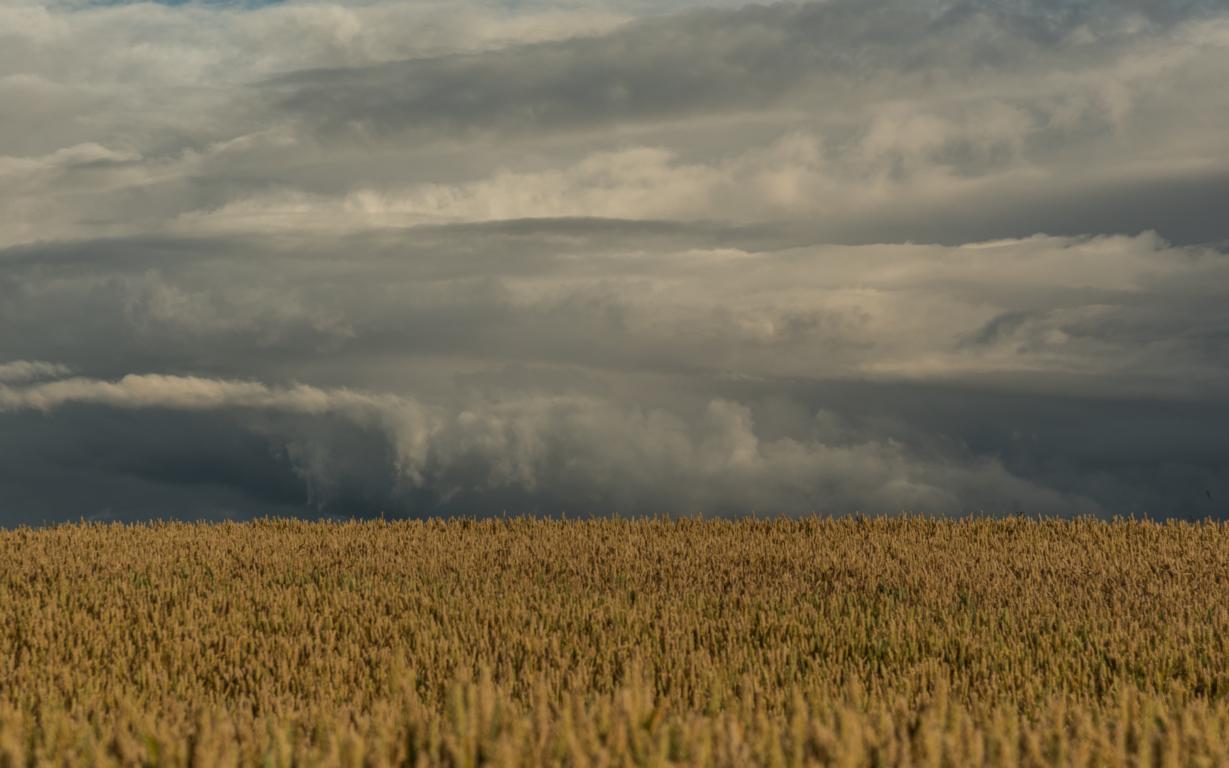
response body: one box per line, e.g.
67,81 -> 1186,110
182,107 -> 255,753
1,517 -> 1228,767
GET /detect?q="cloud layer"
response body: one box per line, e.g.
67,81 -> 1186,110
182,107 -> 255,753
2,0 -> 1227,523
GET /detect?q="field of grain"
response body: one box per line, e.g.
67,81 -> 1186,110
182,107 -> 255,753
1,517 -> 1228,767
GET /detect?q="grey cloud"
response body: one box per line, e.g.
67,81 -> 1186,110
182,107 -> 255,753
2,222 -> 1227,521
269,0 -> 1218,138
0,408 -> 311,525
3,0 -> 1228,523
237,0 -> 1229,248
2,374 -> 1223,524
4,229 -> 1227,397
712,376 -> 1229,521
7,1 -> 1229,248
0,369 -> 1102,522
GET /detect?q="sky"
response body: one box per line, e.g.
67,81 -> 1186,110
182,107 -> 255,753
2,0 -> 1228,524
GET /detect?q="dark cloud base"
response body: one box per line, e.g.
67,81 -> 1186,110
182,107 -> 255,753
3,378 -> 1225,526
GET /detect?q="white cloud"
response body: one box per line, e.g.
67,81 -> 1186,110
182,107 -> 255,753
0,360 -> 71,384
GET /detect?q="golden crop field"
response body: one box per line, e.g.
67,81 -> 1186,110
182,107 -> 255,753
2,517 -> 1228,767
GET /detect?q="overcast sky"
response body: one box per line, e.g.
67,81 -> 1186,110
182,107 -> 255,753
2,0 -> 1228,523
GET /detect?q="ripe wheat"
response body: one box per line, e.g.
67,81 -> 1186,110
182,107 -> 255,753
1,517 -> 1228,766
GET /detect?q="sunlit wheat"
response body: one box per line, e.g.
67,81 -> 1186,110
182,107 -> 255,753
1,517 -> 1227,766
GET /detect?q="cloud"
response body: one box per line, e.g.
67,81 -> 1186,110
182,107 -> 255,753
5,230 -> 1225,399
0,360 -> 72,383
268,0 -> 1224,136
3,226 -> 1226,521
0,368 -> 1100,519
2,0 -> 1227,522
6,0 -> 1229,248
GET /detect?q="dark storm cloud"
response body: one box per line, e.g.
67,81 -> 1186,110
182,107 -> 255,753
2,222 -> 1227,521
2,0 -> 1228,523
0,408 -> 310,524
0,369 -> 1107,523
709,376 -> 1229,521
